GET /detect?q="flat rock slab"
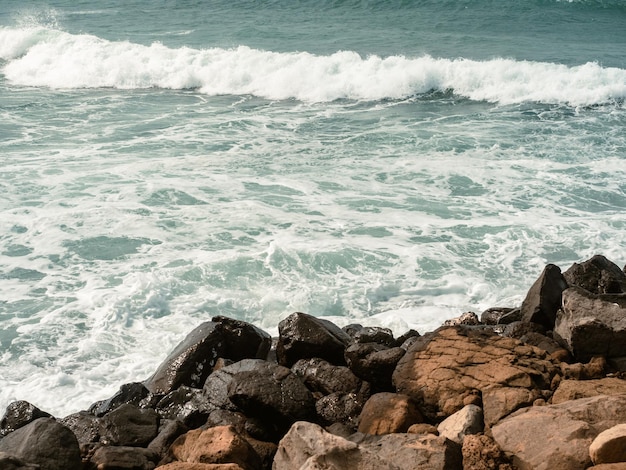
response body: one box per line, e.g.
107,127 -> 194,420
492,395 -> 626,470
392,326 -> 559,421
552,378 -> 626,404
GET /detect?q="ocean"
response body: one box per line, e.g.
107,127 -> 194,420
1,0 -> 625,417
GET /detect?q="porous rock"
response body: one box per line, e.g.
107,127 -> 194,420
357,392 -> 422,435
315,391 -> 366,429
554,287 -> 626,362
520,263 -> 568,329
276,312 -> 352,367
0,417 -> 82,470
392,326 -> 558,421
443,311 -> 481,326
99,403 -> 159,447
552,378 -> 626,404
589,423 -> 626,465
162,425 -> 261,470
461,434 -> 514,470
226,360 -> 316,438
437,404 -> 483,445
563,255 -> 626,294
60,410 -> 101,445
345,342 -> 405,391
491,395 -> 626,470
0,400 -> 52,437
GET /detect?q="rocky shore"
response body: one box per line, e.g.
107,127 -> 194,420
1,254 -> 626,470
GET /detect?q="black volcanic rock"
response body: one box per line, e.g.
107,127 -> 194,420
563,254 -> 626,294
0,401 -> 52,438
521,264 -> 568,330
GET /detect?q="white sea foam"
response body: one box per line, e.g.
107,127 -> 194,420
1,26 -> 625,106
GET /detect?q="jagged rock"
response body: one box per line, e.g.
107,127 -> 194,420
392,326 -> 558,421
516,331 -> 571,360
437,404 -> 483,445
563,255 -> 626,294
291,357 -> 362,395
60,411 -> 101,445
99,403 -> 159,447
352,326 -> 395,346
0,401 -> 52,437
560,356 -> 607,380
395,329 -> 420,348
520,264 -> 568,329
461,434 -> 514,470
443,312 -> 481,326
357,393 -> 422,435
501,321 -> 545,339
226,360 -> 316,439
480,308 -> 517,325
89,382 -> 151,417
315,392 -> 366,429
552,378 -> 626,404
554,287 -> 626,362
148,420 -> 189,459
162,425 -> 261,470
276,312 -> 352,367
345,342 -> 405,391
491,395 -> 626,470
0,452 -> 40,470
273,421 -> 461,470
210,316 -> 272,361
89,445 -> 159,469
0,418 -> 82,470
156,386 -> 216,428
590,424 -> 626,465
145,318 -> 270,395
203,360 -> 263,412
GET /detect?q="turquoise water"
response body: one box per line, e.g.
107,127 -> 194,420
1,0 -> 625,416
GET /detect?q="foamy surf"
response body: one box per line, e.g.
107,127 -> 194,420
1,26 -> 625,106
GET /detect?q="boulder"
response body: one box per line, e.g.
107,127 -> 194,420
156,386 -> 216,428
394,329 -> 420,348
276,312 -> 352,367
357,393 -> 423,435
163,425 -> 261,470
345,342 -> 405,391
480,308 -> 518,325
353,326 -> 396,346
99,403 -> 159,447
273,421 -> 461,470
315,392 -> 367,430
0,452 -> 40,470
60,410 -> 101,445
482,387 -> 540,427
148,420 -> 189,459
89,382 -> 151,417
0,418 -> 82,470
552,378 -> 626,404
589,424 -> 626,465
520,264 -> 568,329
392,326 -> 559,421
443,312 -> 481,326
0,401 -> 52,437
461,434 -> 514,470
554,287 -> 626,362
563,255 -> 626,294
437,404 -> 483,445
203,360 -> 263,412
491,395 -> 626,470
145,318 -> 270,395
291,357 -> 362,395
226,360 -> 316,438
588,465 -> 626,470
89,445 -> 159,469
407,423 -> 439,435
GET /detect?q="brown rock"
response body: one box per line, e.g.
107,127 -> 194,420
392,326 -> 559,421
520,264 -> 568,329
552,378 -> 626,404
461,434 -> 514,470
554,287 -> 626,362
589,423 -> 626,465
482,387 -> 539,427
156,464 -> 244,470
492,395 -> 626,470
588,465 -> 626,470
164,425 -> 261,470
407,423 -> 439,435
357,393 -> 423,435
89,445 -> 159,469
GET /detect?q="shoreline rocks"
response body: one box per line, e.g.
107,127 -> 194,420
1,255 -> 625,470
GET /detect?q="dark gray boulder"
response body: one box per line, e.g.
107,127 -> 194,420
315,391 -> 368,430
480,307 -> 518,325
521,264 -> 569,329
554,287 -> 626,362
0,418 -> 82,470
60,411 -> 101,445
345,342 -> 405,391
276,312 -> 352,367
226,359 -> 316,438
155,385 -> 216,428
202,359 -> 264,411
89,382 -> 151,417
563,255 -> 626,294
291,357 -> 362,395
99,403 -> 159,447
211,315 -> 272,361
0,401 -> 52,437
0,452 -> 40,470
147,419 -> 188,459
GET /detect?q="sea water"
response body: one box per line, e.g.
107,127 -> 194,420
1,0 -> 625,417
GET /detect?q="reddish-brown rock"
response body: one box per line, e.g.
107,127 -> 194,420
357,393 -> 423,435
461,434 -> 514,470
552,378 -> 626,404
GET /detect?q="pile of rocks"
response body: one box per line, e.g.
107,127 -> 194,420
1,254 -> 625,470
